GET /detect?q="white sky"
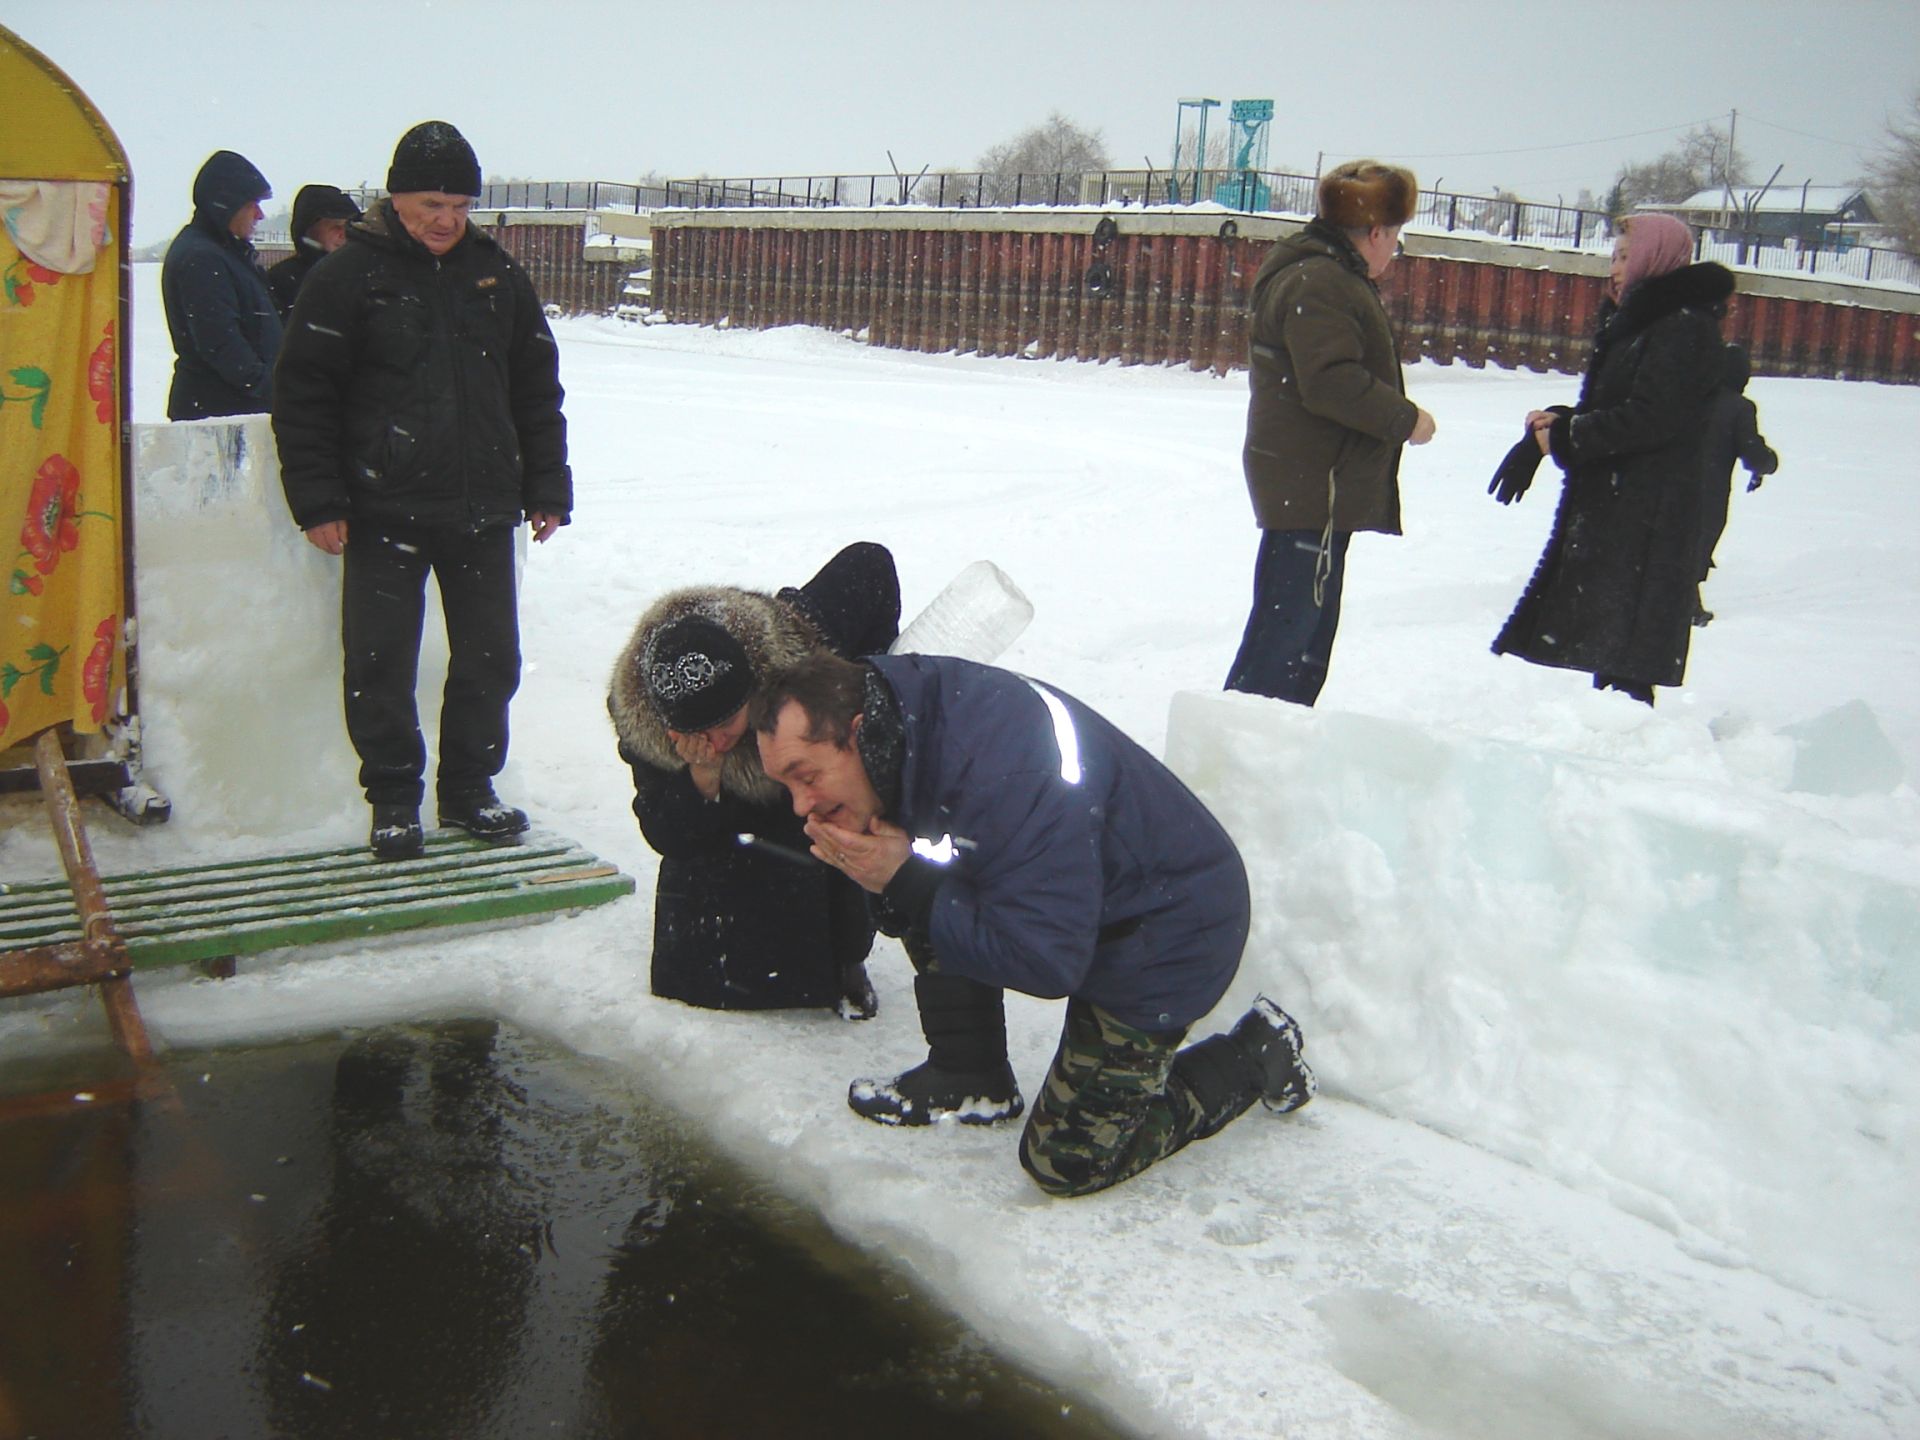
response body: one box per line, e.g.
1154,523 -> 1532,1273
9,0 -> 1919,246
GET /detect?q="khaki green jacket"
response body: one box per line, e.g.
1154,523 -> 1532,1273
1241,221 -> 1415,534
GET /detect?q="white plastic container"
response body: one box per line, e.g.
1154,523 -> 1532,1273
891,560 -> 1034,665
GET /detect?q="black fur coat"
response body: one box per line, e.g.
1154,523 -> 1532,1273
606,544 -> 900,1011
1493,261 -> 1734,688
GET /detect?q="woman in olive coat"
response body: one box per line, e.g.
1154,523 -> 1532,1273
1493,214 -> 1733,703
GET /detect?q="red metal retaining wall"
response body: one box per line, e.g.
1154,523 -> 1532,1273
484,218 -> 630,315
650,209 -> 1920,385
254,217 -> 631,316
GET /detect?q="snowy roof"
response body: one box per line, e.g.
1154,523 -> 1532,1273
1662,184 -> 1867,215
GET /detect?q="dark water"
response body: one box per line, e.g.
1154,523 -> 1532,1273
0,1020 -> 1137,1440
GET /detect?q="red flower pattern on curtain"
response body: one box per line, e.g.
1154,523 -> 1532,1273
88,323 -> 116,424
82,613 -> 117,723
21,454 -> 82,575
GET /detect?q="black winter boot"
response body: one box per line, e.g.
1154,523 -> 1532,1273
848,1058 -> 1024,1126
370,804 -> 424,860
848,972 -> 1022,1126
1229,997 -> 1317,1113
438,788 -> 529,841
1169,1033 -> 1262,1141
838,961 -> 879,1022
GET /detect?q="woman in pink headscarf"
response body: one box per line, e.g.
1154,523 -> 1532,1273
1490,213 -> 1735,704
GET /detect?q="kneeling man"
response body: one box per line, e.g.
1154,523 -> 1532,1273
752,652 -> 1315,1197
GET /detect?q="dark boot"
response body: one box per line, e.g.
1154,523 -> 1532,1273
370,804 -> 424,860
837,961 -> 879,1022
1229,997 -> 1317,1114
848,972 -> 1022,1126
1168,1033 -> 1262,1141
438,787 -> 529,841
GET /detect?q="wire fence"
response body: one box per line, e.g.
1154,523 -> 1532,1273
254,171 -> 1918,290
650,168 -> 1917,288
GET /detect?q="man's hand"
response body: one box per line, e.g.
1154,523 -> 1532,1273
304,520 -> 348,555
1409,407 -> 1437,445
667,729 -> 724,801
805,814 -> 911,894
529,511 -> 563,543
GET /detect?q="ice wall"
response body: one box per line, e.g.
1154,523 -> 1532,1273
1167,690 -> 1920,1313
131,418 -> 453,841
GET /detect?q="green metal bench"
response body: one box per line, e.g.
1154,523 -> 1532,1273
0,829 -> 635,972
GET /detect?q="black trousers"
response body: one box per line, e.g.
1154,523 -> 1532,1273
342,524 -> 520,807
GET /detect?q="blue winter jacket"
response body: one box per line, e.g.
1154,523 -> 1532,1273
871,654 -> 1249,1031
161,151 -> 282,420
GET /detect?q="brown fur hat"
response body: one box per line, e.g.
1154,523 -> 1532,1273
1317,161 -> 1419,230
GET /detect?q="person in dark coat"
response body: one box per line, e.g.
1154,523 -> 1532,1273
1691,341 -> 1778,626
606,544 -> 901,1014
273,121 -> 571,857
161,150 -> 282,419
1227,159 -> 1437,705
752,651 -> 1317,1198
1492,213 -> 1734,704
266,184 -> 363,320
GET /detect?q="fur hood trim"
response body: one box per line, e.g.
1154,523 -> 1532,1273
1609,261 -> 1735,340
608,586 -> 821,806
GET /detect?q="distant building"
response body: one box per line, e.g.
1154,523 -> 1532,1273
1644,185 -> 1880,251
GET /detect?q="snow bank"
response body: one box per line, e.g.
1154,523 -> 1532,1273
1168,692 -> 1920,1313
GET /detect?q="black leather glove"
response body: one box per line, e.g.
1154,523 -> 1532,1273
1489,435 -> 1545,505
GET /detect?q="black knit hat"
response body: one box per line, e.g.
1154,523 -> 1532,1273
644,615 -> 754,732
387,121 -> 482,197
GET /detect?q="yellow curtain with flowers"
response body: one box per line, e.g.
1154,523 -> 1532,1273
0,185 -> 122,751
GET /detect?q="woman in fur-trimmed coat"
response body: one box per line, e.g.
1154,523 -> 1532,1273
608,544 -> 900,1011
1493,214 -> 1733,703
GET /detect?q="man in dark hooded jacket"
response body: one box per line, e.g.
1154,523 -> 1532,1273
273,121 -> 570,858
1691,341 -> 1778,626
266,184 -> 363,320
161,150 -> 281,419
752,651 -> 1317,1197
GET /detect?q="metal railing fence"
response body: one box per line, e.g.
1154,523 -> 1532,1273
651,167 -> 1918,287
260,171 -> 1915,288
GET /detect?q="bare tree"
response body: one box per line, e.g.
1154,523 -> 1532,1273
1866,90 -> 1920,251
970,113 -> 1112,206
1611,124 -> 1750,212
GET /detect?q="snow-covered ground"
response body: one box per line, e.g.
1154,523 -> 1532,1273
3,266 -> 1916,1438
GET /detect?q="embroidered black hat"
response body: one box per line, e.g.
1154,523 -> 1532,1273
644,615 -> 754,732
387,121 -> 482,197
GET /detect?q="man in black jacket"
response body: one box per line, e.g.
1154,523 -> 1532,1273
266,184 -> 363,320
273,121 -> 571,858
162,150 -> 282,419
